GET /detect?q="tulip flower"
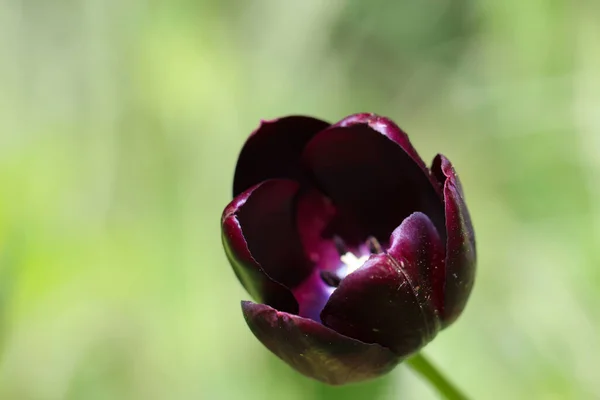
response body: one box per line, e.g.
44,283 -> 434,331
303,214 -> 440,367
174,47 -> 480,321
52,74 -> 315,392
221,113 -> 476,386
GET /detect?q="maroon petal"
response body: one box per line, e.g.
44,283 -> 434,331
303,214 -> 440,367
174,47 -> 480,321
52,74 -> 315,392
295,189 -> 340,272
386,212 -> 446,315
334,114 -> 434,187
242,301 -> 399,385
222,179 -> 313,313
321,214 -> 442,357
292,189 -> 340,321
431,154 -> 476,326
302,120 -> 445,244
292,189 -> 373,321
233,116 -> 330,196
292,269 -> 336,322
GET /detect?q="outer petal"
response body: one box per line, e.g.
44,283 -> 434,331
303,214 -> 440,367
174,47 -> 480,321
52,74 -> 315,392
386,212 -> 446,315
321,213 -> 442,357
233,116 -> 330,196
222,179 -> 313,313
431,154 -> 476,327
242,301 -> 399,385
302,120 -> 445,243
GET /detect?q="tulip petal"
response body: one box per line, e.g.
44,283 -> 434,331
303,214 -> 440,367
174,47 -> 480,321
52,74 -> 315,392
386,212 -> 446,315
292,269 -> 336,322
233,116 -> 330,196
222,179 -> 314,313
292,189 -> 369,321
295,189 -> 340,272
431,154 -> 476,326
302,122 -> 446,244
292,189 -> 340,321
242,301 -> 399,385
333,113 -> 431,179
294,188 -> 367,270
321,213 -> 442,357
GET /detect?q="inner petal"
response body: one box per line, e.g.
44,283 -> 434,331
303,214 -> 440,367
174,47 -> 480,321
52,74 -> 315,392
293,189 -> 371,320
302,123 -> 446,244
236,179 -> 313,289
293,271 -> 336,322
233,116 -> 330,196
292,238 -> 373,322
294,189 -> 340,274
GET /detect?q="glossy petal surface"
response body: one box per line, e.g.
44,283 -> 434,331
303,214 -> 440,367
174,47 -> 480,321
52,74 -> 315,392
233,116 -> 330,196
236,179 -> 314,289
386,212 -> 446,315
222,179 -> 311,313
302,123 -> 445,243
431,154 -> 476,326
242,301 -> 399,385
321,213 -> 442,357
334,113 -> 430,179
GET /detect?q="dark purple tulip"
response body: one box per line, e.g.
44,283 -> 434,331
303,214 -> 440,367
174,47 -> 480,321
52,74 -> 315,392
221,113 -> 476,385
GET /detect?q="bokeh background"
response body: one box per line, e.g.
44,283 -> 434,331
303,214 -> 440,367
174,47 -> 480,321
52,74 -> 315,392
1,1 -> 599,399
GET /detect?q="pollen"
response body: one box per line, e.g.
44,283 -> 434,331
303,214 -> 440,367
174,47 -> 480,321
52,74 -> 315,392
340,252 -> 369,274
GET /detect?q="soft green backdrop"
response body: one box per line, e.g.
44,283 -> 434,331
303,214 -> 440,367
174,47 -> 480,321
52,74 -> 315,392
1,1 -> 599,399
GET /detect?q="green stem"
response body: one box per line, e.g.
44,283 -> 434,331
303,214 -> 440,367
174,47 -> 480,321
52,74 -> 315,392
407,353 -> 469,400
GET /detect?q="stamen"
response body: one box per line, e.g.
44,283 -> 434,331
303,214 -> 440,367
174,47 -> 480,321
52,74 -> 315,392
329,235 -> 374,280
366,236 -> 383,254
320,270 -> 342,287
333,235 -> 347,256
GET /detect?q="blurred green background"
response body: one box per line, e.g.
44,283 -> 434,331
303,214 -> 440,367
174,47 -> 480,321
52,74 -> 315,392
1,1 -> 599,399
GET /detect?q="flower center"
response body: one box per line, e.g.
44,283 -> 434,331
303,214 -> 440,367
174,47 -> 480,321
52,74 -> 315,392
320,236 -> 382,288
340,252 -> 369,275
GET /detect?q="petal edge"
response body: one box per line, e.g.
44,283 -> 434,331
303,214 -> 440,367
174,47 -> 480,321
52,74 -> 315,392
334,113 -> 429,174
321,250 -> 440,358
233,116 -> 330,196
242,301 -> 399,385
222,180 -> 306,313
431,154 -> 476,326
